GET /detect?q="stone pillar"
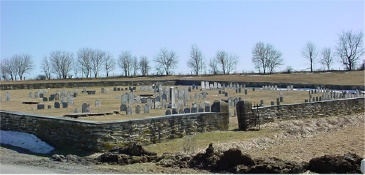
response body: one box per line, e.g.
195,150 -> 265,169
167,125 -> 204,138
236,101 -> 253,131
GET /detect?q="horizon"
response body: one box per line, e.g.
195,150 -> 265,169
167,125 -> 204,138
1,0 -> 364,79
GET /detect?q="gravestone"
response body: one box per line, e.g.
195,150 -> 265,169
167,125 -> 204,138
81,103 -> 90,113
191,107 -> 197,113
244,89 -> 248,94
178,109 -> 184,114
54,102 -> 60,108
39,93 -> 44,98
62,102 -> 68,108
126,106 -> 132,115
198,107 -> 204,113
37,104 -> 45,110
101,87 -> 105,94
5,92 -> 10,101
205,103 -> 210,112
253,87 -> 255,91
211,100 -> 220,112
271,101 -> 275,105
55,94 -> 60,101
28,92 -> 33,98
224,92 -> 228,97
188,87 -> 192,92
95,99 -> 101,107
43,97 -> 48,102
276,98 -> 280,105
144,104 -> 149,113
172,108 -> 178,114
120,104 -> 127,111
47,105 -> 51,109
169,87 -> 175,108
141,98 -> 147,103
165,109 -> 171,115
135,105 -> 141,114
74,108 -> 79,113
184,108 -> 190,113
279,96 -> 284,102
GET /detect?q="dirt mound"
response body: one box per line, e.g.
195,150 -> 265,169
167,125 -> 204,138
308,153 -> 363,173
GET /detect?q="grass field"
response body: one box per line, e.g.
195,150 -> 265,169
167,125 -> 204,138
0,85 -> 327,121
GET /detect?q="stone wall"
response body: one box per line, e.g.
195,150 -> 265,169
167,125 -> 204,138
0,102 -> 229,152
254,97 -> 364,123
1,79 -> 364,90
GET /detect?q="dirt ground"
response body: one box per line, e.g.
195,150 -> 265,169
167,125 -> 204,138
1,113 -> 364,174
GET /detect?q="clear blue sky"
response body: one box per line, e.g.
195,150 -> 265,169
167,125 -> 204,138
1,0 -> 364,78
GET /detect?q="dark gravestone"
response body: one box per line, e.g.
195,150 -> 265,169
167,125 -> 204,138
54,102 -> 60,108
165,109 -> 171,115
184,108 -> 191,113
188,87 -> 192,92
244,89 -> 248,94
73,92 -> 77,97
271,101 -> 275,105
198,107 -> 204,113
62,102 -> 68,108
117,87 -> 121,91
37,104 -> 45,110
120,104 -> 127,111
218,90 -> 222,94
252,87 -> 255,91
113,87 -> 117,91
191,107 -> 197,113
238,88 -> 242,93
49,94 -> 55,101
48,105 -> 51,109
141,98 -> 147,103
179,109 -> 184,114
82,103 -> 90,113
43,97 -> 48,102
39,93 -> 44,98
211,100 -> 221,112
236,101 -> 253,131
279,96 -> 284,102
276,98 -> 280,105
172,108 -> 178,114
205,105 -> 210,112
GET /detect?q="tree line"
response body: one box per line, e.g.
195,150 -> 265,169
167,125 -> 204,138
1,30 -> 363,81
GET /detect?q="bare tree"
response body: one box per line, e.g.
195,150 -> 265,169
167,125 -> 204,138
154,48 -> 178,76
49,51 -> 74,79
12,54 -> 34,80
139,56 -> 150,76
302,42 -> 318,72
320,47 -> 334,70
104,52 -> 115,77
267,49 -> 283,74
41,56 -> 52,79
252,42 -> 267,74
187,45 -> 205,75
215,51 -> 238,75
91,49 -> 105,78
336,30 -> 364,70
208,58 -> 219,75
77,48 -> 93,78
0,58 -> 12,80
118,51 -> 133,77
131,56 -> 139,76
252,42 -> 283,74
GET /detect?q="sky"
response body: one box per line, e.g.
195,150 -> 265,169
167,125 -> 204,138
1,0 -> 364,78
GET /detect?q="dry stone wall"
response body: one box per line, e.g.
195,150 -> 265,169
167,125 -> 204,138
0,103 -> 229,152
254,97 -> 364,123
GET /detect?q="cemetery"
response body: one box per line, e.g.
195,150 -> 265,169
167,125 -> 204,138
0,73 -> 364,173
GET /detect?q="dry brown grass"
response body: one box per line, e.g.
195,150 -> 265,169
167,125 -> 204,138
0,85 -> 324,121
1,70 -> 364,86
